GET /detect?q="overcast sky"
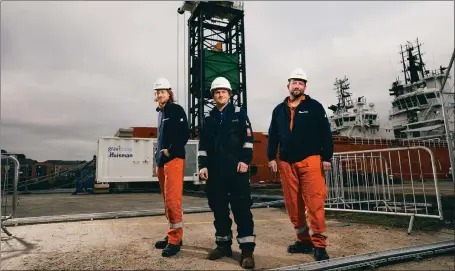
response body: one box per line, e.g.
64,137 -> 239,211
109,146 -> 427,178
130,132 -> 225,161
1,1 -> 454,161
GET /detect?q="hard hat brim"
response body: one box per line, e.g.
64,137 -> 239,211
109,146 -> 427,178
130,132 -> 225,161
288,78 -> 307,83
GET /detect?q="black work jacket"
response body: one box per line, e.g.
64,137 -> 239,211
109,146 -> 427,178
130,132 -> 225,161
155,102 -> 190,167
198,103 -> 254,170
267,95 -> 334,163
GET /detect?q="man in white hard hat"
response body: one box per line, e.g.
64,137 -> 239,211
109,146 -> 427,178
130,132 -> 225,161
198,76 -> 256,269
153,77 -> 190,257
267,68 -> 333,261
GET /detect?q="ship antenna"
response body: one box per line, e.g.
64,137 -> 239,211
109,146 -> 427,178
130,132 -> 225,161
400,43 -> 409,84
329,76 -> 353,114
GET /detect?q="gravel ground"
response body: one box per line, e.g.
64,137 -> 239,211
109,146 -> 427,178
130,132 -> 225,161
1,208 -> 453,270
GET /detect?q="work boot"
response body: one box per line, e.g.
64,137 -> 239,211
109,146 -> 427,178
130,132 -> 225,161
161,243 -> 181,257
155,236 -> 182,249
207,246 -> 232,260
287,241 -> 314,253
314,247 -> 330,261
239,250 -> 255,269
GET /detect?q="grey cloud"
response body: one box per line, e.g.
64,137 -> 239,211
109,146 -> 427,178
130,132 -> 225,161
244,1 -> 454,132
1,1 -> 453,161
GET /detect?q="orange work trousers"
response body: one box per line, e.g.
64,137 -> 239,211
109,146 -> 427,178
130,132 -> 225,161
156,157 -> 185,245
278,155 -> 328,248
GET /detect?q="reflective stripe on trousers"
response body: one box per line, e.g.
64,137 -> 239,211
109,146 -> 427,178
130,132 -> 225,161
170,222 -> 183,229
295,226 -> 308,234
157,158 -> 185,245
237,236 -> 256,244
216,235 -> 232,242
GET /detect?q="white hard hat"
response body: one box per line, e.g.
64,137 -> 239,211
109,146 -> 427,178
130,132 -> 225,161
153,77 -> 172,90
288,68 -> 308,82
210,77 -> 232,92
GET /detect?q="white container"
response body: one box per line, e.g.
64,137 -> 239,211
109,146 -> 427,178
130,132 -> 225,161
96,137 -> 201,184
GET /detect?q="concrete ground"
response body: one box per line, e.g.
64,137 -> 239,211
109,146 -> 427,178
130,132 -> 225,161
5,193 -> 209,218
1,208 -> 454,270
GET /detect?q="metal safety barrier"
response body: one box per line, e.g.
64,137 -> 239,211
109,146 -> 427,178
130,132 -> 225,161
325,146 -> 444,233
1,155 -> 20,236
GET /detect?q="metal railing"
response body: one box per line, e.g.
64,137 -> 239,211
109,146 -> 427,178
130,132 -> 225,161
1,155 -> 20,236
325,147 -> 443,233
343,136 -> 449,148
250,147 -> 445,233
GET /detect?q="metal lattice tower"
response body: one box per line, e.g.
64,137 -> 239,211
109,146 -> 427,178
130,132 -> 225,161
178,1 -> 247,138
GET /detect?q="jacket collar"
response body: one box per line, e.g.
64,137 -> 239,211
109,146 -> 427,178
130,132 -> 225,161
156,102 -> 169,112
210,102 -> 233,116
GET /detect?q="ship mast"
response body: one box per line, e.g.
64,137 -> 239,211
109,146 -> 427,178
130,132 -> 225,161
400,37 -> 428,85
389,38 -> 429,98
328,76 -> 353,114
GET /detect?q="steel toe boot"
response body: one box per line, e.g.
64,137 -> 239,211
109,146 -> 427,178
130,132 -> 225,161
239,249 -> 255,269
155,236 -> 182,249
161,243 -> 181,257
287,241 -> 314,253
207,246 -> 232,260
314,247 -> 330,261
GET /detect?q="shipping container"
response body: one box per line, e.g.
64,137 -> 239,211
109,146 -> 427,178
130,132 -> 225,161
96,137 -> 202,184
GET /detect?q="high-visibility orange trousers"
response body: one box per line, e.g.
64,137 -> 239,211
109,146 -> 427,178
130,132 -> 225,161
156,158 -> 185,245
278,155 -> 328,248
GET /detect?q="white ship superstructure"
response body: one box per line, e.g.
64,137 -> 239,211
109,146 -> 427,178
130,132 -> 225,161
328,76 -> 393,138
387,38 -> 454,141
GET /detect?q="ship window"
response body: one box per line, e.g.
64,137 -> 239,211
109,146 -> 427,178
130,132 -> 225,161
394,129 -> 403,138
399,99 -> 406,109
426,93 -> 436,99
417,94 -> 427,105
343,117 -> 350,122
405,97 -> 413,108
411,96 -> 418,107
372,115 -> 377,120
350,117 -> 355,121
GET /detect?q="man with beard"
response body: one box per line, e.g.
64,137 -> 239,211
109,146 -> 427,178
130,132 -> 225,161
198,76 -> 256,269
266,68 -> 333,261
